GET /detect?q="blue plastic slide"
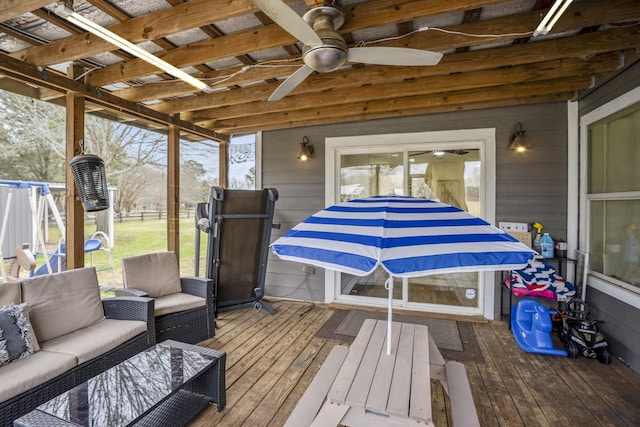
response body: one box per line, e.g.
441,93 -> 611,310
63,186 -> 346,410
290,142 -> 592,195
32,239 -> 102,276
511,299 -> 567,357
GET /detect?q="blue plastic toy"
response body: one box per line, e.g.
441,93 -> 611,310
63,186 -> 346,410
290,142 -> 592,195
511,299 -> 567,357
32,239 -> 103,276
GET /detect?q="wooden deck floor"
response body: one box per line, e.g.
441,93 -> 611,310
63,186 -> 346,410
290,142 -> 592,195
189,300 -> 640,427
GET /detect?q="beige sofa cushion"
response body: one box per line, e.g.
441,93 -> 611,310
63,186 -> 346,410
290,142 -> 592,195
0,282 -> 21,307
122,252 -> 182,298
40,318 -> 147,365
154,293 -> 206,317
20,267 -> 105,343
0,350 -> 77,403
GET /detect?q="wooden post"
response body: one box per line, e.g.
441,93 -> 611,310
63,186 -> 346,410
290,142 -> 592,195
219,140 -> 228,189
65,65 -> 85,269
167,119 -> 180,256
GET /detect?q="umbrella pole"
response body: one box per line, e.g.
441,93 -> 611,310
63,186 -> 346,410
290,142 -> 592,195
386,275 -> 393,355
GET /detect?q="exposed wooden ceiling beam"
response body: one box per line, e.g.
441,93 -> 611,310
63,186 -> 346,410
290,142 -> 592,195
152,24 -> 640,115
11,0 -> 259,65
0,52 -> 227,141
189,54 -> 623,123
112,0 -> 637,105
225,46 -> 640,135
2,0 -> 639,136
212,44 -> 640,134
81,0 -> 511,87
213,76 -> 593,129
226,94 -> 576,135
0,0 -> 51,21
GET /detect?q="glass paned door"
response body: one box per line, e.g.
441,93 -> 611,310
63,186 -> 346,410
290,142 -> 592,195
337,148 -> 483,311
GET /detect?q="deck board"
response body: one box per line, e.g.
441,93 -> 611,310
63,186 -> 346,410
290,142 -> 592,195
189,300 -> 640,427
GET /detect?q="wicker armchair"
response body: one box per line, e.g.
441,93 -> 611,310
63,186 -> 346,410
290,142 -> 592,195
118,251 -> 214,344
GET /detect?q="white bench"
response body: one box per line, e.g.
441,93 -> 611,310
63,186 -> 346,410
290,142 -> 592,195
445,361 -> 480,426
284,345 -> 349,427
287,320 -> 480,427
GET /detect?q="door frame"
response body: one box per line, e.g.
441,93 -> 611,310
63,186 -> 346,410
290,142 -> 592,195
324,128 -> 497,318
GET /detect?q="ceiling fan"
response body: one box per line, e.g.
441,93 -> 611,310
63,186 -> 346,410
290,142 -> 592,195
252,0 -> 443,101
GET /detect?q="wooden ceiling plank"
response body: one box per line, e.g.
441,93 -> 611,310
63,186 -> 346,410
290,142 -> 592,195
217,93 -> 576,135
152,24 -> 640,114
86,22 -> 295,87
340,0 -> 507,30
0,52 -> 227,141
117,0 -> 639,105
11,0 -> 259,65
83,0 -> 518,87
85,0 -> 200,81
30,8 -> 138,65
50,0 -> 505,67
190,54 -> 622,123
234,53 -> 640,133
0,0 -> 52,22
211,76 -> 591,132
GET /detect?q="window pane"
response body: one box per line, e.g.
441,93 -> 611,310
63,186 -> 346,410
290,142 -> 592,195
339,151 -> 403,300
229,134 -> 256,189
407,149 -> 481,307
588,102 -> 640,194
590,199 -> 640,287
180,135 -> 219,276
408,149 -> 480,216
340,152 -> 404,201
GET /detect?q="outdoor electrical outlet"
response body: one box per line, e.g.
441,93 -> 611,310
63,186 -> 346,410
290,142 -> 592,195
303,266 -> 315,274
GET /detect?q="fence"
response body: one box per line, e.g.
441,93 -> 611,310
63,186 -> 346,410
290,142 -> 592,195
49,210 -> 196,225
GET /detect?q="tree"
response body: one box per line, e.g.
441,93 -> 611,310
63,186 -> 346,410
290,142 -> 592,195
180,159 -> 211,207
0,91 -> 66,182
83,115 -> 167,214
0,90 -> 168,213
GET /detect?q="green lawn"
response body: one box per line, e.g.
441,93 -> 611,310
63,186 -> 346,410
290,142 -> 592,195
3,217 -> 207,286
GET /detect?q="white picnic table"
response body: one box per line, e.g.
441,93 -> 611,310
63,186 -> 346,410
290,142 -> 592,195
286,318 -> 480,427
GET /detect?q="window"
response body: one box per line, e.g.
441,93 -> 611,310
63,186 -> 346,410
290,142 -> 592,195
229,134 -> 256,189
585,100 -> 640,293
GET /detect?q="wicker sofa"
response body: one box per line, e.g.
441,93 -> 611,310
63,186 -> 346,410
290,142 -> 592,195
0,267 -> 155,427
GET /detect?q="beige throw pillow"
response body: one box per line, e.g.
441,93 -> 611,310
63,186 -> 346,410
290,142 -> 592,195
122,252 -> 182,298
20,267 -> 105,343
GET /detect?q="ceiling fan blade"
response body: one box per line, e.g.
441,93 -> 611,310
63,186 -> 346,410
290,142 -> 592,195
347,47 -> 443,66
268,65 -> 314,101
252,0 -> 322,46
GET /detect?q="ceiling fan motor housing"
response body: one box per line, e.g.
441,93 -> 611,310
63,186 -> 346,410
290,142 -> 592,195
302,6 -> 348,73
303,39 -> 347,73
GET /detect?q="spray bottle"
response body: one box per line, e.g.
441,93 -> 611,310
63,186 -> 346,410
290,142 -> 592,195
533,222 -> 543,254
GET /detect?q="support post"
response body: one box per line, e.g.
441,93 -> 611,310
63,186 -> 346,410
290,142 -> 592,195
219,141 -> 228,189
65,65 -> 85,269
167,119 -> 180,256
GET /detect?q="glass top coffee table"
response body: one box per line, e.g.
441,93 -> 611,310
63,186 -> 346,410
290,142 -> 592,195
14,340 -> 226,427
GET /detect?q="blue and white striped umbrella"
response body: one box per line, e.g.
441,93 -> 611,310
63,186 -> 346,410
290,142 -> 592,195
272,195 -> 534,353
272,195 -> 534,278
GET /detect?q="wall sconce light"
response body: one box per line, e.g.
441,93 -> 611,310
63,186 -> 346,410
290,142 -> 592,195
297,136 -> 314,161
509,122 -> 531,153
